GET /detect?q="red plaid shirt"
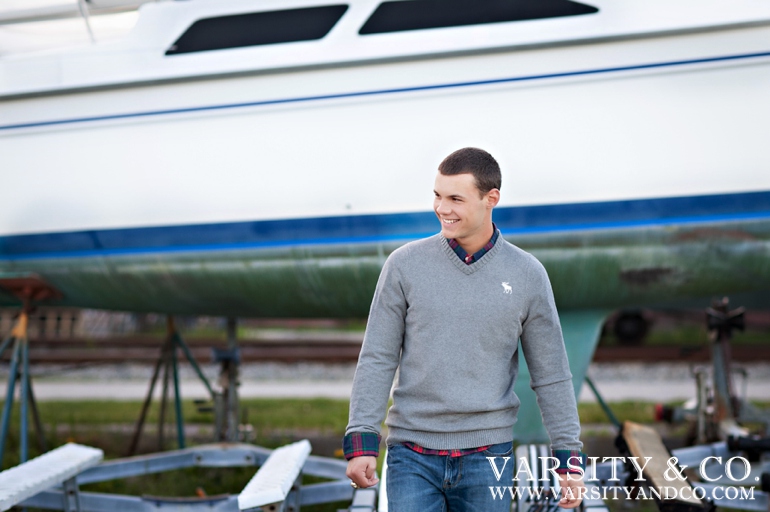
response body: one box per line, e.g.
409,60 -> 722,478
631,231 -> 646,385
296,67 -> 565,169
402,442 -> 490,457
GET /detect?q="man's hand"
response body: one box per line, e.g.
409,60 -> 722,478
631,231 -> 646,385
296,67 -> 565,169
346,456 -> 379,489
557,473 -> 585,509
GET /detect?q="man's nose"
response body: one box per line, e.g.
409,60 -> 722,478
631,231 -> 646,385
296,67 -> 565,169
436,199 -> 450,214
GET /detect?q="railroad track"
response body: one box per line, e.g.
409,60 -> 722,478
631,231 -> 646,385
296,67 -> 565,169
1,337 -> 769,364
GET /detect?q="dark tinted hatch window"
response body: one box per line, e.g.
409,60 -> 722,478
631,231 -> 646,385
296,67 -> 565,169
359,0 -> 597,35
167,5 -> 348,55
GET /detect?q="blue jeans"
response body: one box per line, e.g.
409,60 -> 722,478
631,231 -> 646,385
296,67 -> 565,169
386,442 -> 514,512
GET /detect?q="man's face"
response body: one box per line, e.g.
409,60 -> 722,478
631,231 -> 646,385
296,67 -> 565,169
433,172 -> 496,244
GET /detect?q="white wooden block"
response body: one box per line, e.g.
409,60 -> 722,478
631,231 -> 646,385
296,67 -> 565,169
0,443 -> 103,511
238,439 -> 311,511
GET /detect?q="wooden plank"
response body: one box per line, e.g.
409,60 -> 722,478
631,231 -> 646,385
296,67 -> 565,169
238,439 -> 311,511
0,443 -> 103,511
622,421 -> 701,506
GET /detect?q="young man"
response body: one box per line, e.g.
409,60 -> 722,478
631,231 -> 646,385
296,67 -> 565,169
344,148 -> 585,511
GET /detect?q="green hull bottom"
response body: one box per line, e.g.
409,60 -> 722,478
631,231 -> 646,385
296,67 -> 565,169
1,219 -> 769,316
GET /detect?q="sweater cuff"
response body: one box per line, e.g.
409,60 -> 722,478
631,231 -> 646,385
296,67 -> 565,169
552,449 -> 586,474
343,432 -> 381,460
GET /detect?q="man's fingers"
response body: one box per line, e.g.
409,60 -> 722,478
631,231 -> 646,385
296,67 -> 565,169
362,461 -> 379,486
557,481 -> 584,509
346,456 -> 379,488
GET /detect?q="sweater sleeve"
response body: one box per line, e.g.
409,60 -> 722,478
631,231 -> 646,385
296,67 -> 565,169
344,250 -> 407,455
519,259 -> 583,452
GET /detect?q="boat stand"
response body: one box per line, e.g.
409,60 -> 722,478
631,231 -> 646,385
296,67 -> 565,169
0,307 -> 47,468
211,317 -> 241,443
654,298 -> 770,443
127,316 -> 219,455
0,274 -> 61,469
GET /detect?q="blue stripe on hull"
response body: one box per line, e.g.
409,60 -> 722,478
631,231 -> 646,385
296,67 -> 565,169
2,50 -> 770,131
2,191 -> 770,260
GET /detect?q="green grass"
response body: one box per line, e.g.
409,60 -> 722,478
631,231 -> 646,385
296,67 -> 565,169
3,397 -> 766,450
0,397 -> 349,430
578,401 -> 661,425
6,398 -> 701,431
238,398 -> 350,432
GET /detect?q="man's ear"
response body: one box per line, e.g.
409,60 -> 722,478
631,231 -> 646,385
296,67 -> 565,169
486,189 -> 501,209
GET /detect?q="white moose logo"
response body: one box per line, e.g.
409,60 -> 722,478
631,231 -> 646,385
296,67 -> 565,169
502,282 -> 512,294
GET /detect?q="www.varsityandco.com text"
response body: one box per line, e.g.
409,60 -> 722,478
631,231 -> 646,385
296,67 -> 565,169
486,455 -> 759,502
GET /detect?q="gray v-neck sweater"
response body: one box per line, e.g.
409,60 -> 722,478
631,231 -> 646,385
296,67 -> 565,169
346,232 -> 582,451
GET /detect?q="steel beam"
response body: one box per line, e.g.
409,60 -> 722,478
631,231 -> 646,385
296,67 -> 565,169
77,444 -> 269,484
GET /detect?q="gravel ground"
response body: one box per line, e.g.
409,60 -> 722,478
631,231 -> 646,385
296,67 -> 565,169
1,361 -> 768,402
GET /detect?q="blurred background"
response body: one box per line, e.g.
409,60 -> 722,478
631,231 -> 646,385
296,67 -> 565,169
1,0 -> 769,510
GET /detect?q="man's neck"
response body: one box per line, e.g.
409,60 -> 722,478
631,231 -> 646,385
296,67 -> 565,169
455,223 -> 495,255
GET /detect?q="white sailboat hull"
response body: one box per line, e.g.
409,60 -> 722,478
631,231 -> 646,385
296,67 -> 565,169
2,1 -> 770,236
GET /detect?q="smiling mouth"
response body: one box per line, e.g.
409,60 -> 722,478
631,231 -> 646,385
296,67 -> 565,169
442,219 -> 459,224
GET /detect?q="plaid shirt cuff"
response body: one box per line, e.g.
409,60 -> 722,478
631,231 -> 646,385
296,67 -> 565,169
343,432 -> 381,460
552,449 -> 586,474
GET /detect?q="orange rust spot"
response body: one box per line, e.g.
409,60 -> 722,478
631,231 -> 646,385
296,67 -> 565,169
0,274 -> 62,303
9,311 -> 28,339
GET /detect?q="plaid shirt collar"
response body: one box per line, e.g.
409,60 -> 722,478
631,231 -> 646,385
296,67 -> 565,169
447,223 -> 499,265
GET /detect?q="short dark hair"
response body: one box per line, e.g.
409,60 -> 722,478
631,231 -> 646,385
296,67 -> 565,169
438,147 -> 501,196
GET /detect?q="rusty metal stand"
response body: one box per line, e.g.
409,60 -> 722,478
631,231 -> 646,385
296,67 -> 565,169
702,297 -> 747,441
0,275 -> 59,469
127,316 -> 217,456
656,298 -> 770,445
706,299 -> 744,420
0,310 -> 35,467
203,318 -> 241,442
221,318 -> 240,442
